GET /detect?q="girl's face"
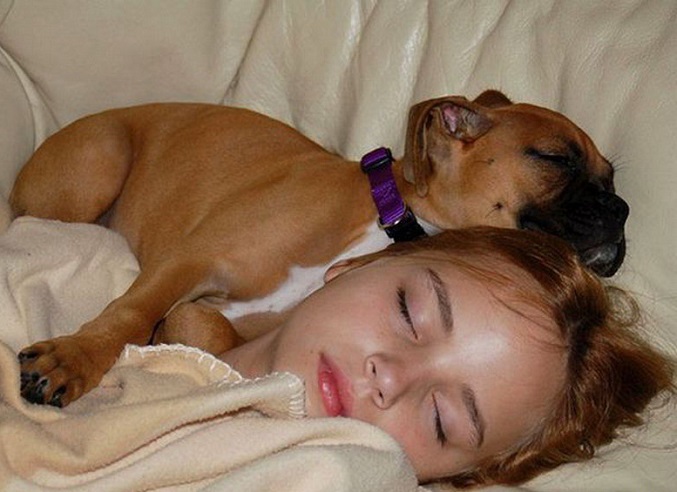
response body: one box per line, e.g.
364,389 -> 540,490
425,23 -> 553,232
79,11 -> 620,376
237,256 -> 567,481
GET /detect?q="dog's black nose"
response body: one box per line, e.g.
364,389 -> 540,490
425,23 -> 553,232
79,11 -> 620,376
598,191 -> 629,226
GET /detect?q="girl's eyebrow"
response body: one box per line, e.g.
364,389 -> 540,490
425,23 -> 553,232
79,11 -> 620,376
462,384 -> 486,449
426,268 -> 485,448
426,268 -> 453,333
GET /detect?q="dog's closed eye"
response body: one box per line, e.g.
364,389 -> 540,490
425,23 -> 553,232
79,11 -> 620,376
524,147 -> 579,174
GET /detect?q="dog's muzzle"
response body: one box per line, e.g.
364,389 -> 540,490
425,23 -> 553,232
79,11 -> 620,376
519,183 -> 630,277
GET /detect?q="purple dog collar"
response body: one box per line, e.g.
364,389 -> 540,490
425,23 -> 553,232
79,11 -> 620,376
360,147 -> 426,242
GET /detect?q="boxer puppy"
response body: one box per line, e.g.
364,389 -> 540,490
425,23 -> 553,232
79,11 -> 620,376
11,90 -> 628,407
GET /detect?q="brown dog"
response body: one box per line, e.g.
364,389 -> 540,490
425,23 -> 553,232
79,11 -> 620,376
10,90 -> 628,407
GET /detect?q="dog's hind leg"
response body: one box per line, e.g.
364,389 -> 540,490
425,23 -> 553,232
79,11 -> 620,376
153,302 -> 244,355
10,112 -> 133,223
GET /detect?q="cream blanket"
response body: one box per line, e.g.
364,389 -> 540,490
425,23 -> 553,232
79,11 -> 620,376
1,219 -> 675,492
0,217 -> 421,491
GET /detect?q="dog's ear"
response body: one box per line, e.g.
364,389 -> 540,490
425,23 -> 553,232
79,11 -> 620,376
473,90 -> 513,108
402,96 -> 493,197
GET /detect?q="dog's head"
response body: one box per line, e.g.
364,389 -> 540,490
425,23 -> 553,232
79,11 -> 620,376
401,90 -> 628,277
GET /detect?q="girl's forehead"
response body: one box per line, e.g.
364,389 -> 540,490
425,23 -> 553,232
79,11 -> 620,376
379,250 -> 528,287
382,252 -> 561,340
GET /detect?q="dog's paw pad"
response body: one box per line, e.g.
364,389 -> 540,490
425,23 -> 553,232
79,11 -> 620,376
19,371 -> 39,389
18,350 -> 39,363
48,386 -> 66,408
22,377 -> 49,404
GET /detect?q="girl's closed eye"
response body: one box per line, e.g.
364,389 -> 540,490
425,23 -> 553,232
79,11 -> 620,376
397,287 -> 418,339
433,394 -> 448,447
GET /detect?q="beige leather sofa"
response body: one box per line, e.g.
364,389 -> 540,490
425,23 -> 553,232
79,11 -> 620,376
1,1 -> 675,490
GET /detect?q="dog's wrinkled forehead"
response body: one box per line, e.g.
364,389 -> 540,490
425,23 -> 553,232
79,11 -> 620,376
478,105 -> 617,207
494,104 -> 613,180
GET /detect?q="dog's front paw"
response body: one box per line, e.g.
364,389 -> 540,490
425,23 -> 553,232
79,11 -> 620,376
18,337 -> 104,407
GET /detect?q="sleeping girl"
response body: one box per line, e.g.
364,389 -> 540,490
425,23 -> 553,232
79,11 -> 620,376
154,226 -> 675,488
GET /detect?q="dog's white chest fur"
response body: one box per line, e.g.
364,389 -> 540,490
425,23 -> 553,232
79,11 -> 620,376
222,222 -> 391,319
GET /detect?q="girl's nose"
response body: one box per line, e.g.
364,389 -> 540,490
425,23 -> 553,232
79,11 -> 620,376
366,353 -> 423,409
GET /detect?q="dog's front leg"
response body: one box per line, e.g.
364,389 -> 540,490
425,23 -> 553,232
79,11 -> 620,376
18,258 -> 217,407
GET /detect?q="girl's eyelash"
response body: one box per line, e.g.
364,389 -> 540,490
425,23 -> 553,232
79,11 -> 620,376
433,396 -> 448,446
397,287 -> 418,339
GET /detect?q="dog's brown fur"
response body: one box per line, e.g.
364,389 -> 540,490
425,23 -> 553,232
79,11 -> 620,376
11,91 -> 625,407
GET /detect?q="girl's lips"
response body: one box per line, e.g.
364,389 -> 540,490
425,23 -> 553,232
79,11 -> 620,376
318,354 -> 353,417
